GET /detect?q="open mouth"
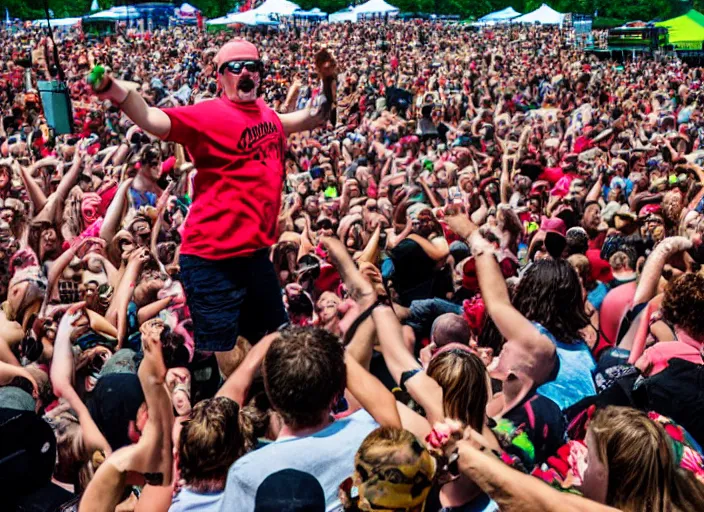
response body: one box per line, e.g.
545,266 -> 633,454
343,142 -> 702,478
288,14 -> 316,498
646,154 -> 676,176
238,77 -> 255,93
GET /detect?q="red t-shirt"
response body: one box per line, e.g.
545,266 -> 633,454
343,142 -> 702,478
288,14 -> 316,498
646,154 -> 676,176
599,281 -> 637,349
163,97 -> 286,260
538,166 -> 563,185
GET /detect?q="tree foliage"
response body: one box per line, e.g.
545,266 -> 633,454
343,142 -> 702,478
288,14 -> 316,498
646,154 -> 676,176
4,0 -> 237,21
3,0 -> 694,23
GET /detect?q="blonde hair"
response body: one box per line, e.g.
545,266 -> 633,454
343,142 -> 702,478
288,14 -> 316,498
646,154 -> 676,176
178,396 -> 260,490
51,412 -> 98,492
356,427 -> 429,469
590,407 -> 704,512
426,349 -> 487,431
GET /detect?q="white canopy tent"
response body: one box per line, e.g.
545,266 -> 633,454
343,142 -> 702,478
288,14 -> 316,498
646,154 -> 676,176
477,7 -> 521,24
513,3 -> 565,25
353,0 -> 399,16
207,10 -> 278,26
251,0 -> 301,16
329,7 -> 357,23
88,6 -> 141,21
33,17 -> 82,27
330,0 -> 398,23
178,3 -> 198,14
176,3 -> 199,17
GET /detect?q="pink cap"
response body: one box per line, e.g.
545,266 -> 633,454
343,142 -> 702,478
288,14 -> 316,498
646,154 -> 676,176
540,216 -> 566,237
215,39 -> 259,67
639,204 -> 661,218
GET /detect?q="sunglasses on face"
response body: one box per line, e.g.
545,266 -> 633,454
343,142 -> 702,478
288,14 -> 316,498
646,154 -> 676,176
220,60 -> 262,75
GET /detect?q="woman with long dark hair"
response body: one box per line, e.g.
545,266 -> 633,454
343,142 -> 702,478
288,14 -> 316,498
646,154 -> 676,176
447,215 -> 595,410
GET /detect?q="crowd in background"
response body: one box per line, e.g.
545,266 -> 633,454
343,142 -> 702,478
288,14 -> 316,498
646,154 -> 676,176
2,18 -> 704,512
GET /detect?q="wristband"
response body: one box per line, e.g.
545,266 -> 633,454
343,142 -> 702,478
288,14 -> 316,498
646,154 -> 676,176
144,472 -> 164,486
399,367 -> 422,392
116,88 -> 132,107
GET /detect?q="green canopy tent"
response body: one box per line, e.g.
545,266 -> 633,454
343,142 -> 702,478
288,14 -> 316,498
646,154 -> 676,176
656,9 -> 704,50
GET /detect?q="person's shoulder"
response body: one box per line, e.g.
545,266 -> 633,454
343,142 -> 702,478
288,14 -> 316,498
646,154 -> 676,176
169,487 -> 223,512
164,98 -> 221,115
345,407 -> 379,427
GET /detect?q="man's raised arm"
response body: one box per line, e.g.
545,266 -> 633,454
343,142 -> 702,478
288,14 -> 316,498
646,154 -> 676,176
91,71 -> 171,139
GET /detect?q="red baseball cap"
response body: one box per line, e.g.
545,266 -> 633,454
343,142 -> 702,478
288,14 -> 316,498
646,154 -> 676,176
540,216 -> 566,237
215,39 -> 259,68
639,204 -> 661,218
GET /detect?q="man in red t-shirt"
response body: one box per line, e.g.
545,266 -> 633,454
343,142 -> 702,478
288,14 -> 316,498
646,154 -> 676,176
92,39 -> 334,352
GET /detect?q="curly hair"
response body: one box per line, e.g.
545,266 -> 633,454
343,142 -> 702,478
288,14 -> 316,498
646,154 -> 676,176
661,273 -> 704,340
512,258 -> 590,343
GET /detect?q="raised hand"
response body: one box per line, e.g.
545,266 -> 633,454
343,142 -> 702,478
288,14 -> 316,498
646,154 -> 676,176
321,236 -> 376,308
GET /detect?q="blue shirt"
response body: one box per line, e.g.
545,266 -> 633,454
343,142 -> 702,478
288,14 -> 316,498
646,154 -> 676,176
588,281 -> 610,311
534,323 -> 597,410
220,409 -> 378,512
169,488 -> 223,512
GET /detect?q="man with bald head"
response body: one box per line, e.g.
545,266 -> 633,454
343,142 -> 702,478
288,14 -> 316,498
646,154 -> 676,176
431,312 -> 471,347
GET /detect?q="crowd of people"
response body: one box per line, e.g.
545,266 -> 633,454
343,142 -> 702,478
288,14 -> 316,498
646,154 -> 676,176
2,16 -> 704,512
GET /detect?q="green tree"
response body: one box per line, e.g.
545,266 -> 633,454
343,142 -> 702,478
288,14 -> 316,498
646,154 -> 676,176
4,0 -> 695,23
297,0 -> 348,12
188,0 -> 239,18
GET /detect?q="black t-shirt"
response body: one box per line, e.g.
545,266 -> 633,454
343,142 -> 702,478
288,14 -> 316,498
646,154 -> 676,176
390,238 -> 438,306
496,394 -> 567,471
633,358 -> 704,446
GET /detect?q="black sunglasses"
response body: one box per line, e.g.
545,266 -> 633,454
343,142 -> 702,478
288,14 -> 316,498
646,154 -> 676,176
219,60 -> 263,75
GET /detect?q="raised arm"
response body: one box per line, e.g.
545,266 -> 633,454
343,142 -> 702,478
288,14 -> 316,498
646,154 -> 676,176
407,233 -> 449,262
500,155 -> 512,205
278,52 -> 336,135
357,224 -> 382,264
137,298 -> 172,325
632,236 -> 691,306
472,231 -> 553,354
100,178 -> 133,243
51,305 -> 112,457
136,319 -> 175,484
106,248 -> 149,347
585,173 -> 603,203
344,353 -> 401,428
80,321 -> 174,512
277,106 -> 327,136
19,159 -> 51,213
94,76 -> 171,138
54,151 -> 86,204
217,332 -> 278,406
322,236 -> 443,425
446,214 -> 554,356
372,305 -> 445,425
150,184 -> 175,273
455,438 -> 619,512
